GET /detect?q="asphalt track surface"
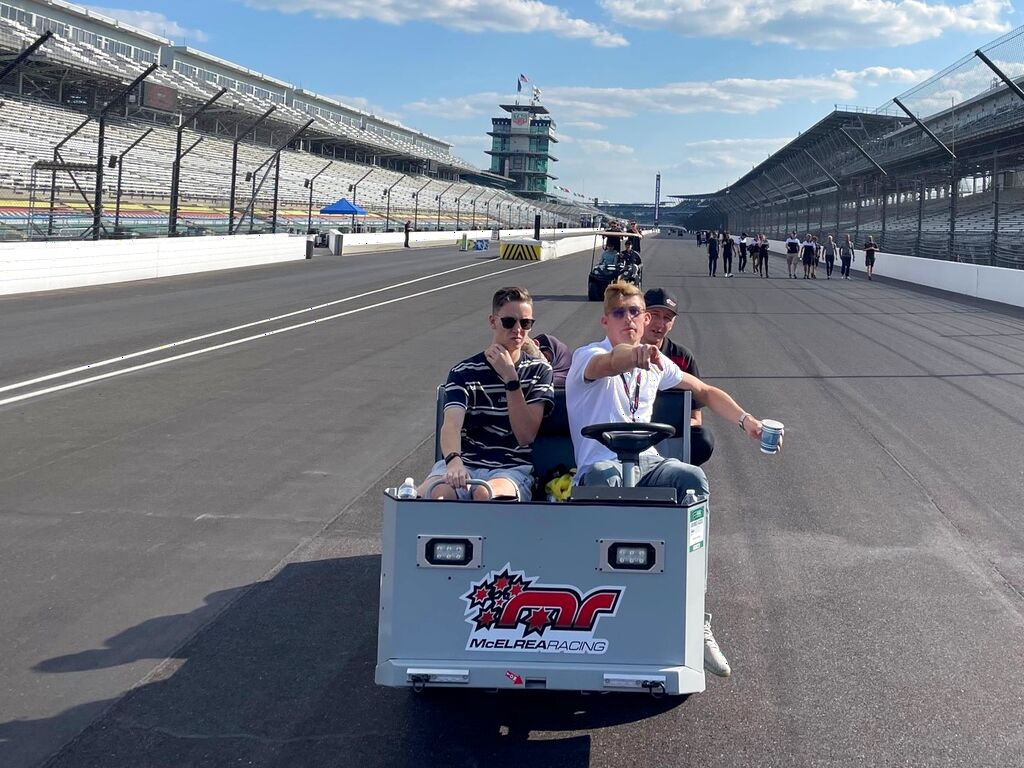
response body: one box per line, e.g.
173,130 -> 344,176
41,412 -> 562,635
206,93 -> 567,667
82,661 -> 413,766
2,237 -> 1023,767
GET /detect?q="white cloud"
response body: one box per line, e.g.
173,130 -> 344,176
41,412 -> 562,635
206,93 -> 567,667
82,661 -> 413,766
245,0 -> 627,47
673,137 -> 792,172
600,0 -> 1011,48
563,120 -> 607,131
834,66 -> 936,85
560,134 -> 636,154
545,78 -> 859,117
85,7 -> 209,42
327,94 -> 405,123
405,74 -> 870,122
404,92 -> 504,119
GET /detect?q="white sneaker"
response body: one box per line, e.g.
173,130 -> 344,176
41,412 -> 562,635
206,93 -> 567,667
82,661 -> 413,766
703,613 -> 731,677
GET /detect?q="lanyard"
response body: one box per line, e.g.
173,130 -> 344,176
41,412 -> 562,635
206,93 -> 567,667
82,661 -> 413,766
620,371 -> 642,421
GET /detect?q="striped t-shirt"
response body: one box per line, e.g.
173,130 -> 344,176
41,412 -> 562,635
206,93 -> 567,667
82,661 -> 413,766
444,351 -> 554,469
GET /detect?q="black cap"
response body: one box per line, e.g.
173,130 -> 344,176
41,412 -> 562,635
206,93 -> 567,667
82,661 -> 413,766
644,288 -> 678,315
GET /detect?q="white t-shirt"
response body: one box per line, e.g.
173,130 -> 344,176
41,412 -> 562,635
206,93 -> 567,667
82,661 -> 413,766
565,338 -> 685,476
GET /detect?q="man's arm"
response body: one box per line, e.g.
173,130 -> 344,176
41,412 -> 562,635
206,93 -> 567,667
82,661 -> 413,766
583,343 -> 662,382
485,344 -> 546,446
437,406 -> 469,489
674,372 -> 762,441
507,396 -> 546,447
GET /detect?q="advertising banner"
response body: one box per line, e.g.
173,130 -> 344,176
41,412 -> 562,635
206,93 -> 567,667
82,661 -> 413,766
142,83 -> 178,112
510,111 -> 530,134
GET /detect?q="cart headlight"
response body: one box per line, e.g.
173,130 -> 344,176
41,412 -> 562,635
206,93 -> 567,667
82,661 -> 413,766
598,540 -> 663,573
612,543 -> 653,568
428,539 -> 471,564
417,536 -> 482,568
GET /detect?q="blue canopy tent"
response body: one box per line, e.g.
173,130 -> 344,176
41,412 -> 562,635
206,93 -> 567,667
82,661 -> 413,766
320,198 -> 367,215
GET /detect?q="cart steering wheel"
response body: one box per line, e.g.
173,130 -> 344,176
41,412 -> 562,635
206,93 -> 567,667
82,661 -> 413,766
424,477 -> 494,499
580,422 -> 675,488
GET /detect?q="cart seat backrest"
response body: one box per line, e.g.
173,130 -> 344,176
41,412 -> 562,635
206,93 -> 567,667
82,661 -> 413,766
433,387 -> 692,483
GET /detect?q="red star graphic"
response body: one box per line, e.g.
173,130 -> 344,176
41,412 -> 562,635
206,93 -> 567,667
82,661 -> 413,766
509,583 -> 524,597
524,607 -> 552,636
473,587 -> 490,604
493,576 -> 509,591
494,596 -> 507,608
475,610 -> 496,630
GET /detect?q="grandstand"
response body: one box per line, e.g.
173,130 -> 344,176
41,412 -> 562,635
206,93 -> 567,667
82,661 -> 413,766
671,25 -> 1024,269
0,0 -> 601,240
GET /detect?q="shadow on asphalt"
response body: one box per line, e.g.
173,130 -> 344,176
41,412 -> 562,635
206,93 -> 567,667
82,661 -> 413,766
15,556 -> 685,768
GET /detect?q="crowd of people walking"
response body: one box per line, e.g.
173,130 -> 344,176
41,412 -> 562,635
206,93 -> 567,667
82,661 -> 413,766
697,230 -> 879,281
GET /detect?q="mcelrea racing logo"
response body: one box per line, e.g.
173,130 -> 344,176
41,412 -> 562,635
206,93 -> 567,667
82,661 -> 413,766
462,565 -> 623,655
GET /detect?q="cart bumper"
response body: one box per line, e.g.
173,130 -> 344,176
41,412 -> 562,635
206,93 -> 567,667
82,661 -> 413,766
376,658 -> 705,695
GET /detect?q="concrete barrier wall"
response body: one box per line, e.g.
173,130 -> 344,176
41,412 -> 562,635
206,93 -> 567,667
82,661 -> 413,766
0,228 -> 603,296
551,234 -> 603,258
342,227 -> 597,250
0,233 -> 299,296
764,238 -> 1024,309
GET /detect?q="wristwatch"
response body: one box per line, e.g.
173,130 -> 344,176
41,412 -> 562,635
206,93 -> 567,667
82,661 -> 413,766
444,451 -> 462,464
504,379 -> 521,392
738,412 -> 751,430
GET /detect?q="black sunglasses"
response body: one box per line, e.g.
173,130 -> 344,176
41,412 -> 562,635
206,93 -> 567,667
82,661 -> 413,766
609,306 -> 644,320
499,316 -> 536,330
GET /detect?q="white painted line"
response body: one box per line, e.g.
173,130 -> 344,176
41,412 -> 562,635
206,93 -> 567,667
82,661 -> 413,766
0,258 -> 497,396
0,261 -> 537,408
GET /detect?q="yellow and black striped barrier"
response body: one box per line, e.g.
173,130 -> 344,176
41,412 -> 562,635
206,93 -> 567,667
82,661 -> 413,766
499,241 -> 542,260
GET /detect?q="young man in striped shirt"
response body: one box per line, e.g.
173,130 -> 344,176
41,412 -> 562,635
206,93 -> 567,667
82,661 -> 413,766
419,286 -> 554,501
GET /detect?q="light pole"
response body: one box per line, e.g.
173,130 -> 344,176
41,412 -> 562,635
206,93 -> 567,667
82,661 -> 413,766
228,106 -> 275,235
469,188 -> 486,229
412,178 -> 432,231
455,189 -> 467,230
112,127 -> 152,233
169,87 -> 227,236
383,173 -> 406,232
93,62 -> 157,240
247,171 -> 256,233
348,168 -> 374,230
436,181 -> 454,230
483,192 -> 499,228
305,160 -> 332,233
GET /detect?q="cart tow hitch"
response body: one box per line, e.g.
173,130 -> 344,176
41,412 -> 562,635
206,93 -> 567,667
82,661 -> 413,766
642,680 -> 666,698
410,674 -> 429,693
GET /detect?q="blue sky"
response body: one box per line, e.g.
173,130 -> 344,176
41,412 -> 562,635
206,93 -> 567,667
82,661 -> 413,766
88,0 -> 1018,202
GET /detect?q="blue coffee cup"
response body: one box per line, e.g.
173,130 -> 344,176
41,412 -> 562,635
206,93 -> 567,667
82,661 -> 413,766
760,419 -> 784,455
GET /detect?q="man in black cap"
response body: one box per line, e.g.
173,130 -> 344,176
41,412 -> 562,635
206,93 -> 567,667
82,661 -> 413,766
642,287 -> 715,466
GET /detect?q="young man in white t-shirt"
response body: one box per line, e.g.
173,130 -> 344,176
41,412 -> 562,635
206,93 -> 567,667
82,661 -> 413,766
565,280 -> 778,678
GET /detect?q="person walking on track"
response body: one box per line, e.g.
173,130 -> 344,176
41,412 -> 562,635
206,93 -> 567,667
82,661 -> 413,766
707,232 -> 720,277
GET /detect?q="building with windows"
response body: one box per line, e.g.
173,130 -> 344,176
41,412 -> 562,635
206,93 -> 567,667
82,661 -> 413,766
486,103 -> 557,200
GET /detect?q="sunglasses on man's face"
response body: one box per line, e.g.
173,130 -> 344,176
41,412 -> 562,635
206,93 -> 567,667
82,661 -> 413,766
499,316 -> 536,330
609,306 -> 644,320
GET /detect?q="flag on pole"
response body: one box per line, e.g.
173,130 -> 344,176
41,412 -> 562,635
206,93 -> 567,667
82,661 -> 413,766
517,73 -> 529,93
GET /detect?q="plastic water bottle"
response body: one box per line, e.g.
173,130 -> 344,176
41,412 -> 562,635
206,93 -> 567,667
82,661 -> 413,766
682,488 -> 699,506
397,477 -> 418,499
